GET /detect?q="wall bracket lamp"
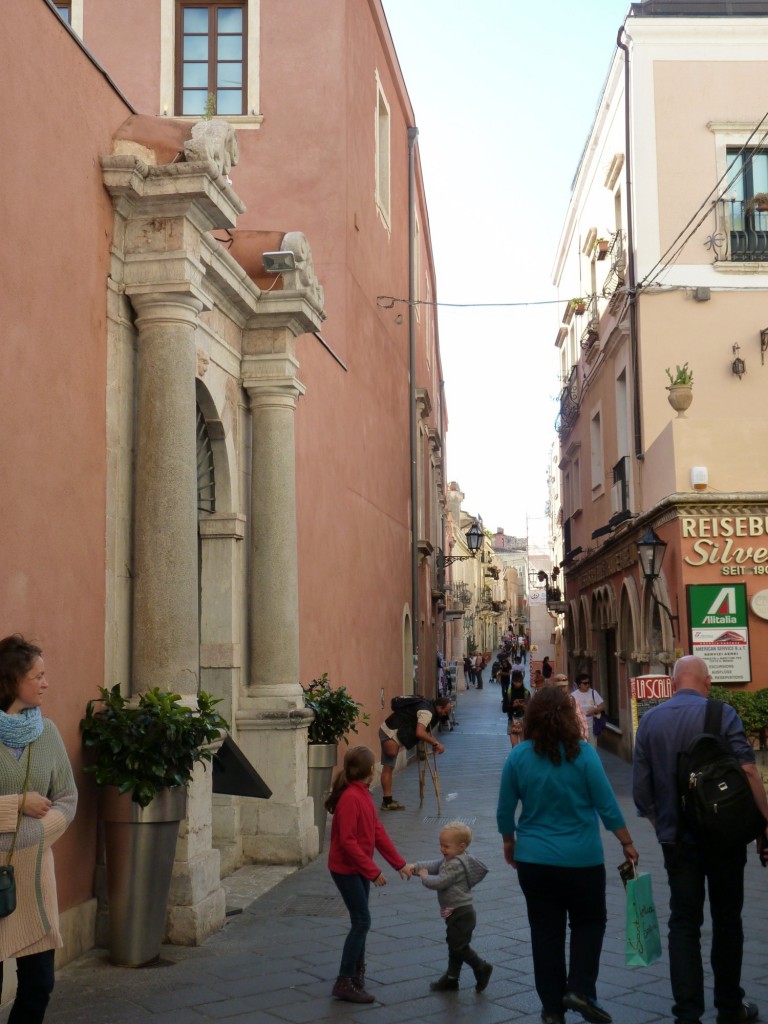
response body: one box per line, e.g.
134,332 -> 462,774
732,343 -> 746,379
636,527 -> 680,639
440,521 -> 484,567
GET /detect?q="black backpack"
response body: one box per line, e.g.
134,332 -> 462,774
386,695 -> 434,750
676,699 -> 766,849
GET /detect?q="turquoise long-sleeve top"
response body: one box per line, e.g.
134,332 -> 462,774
496,739 -> 625,867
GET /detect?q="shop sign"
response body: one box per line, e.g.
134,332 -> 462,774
687,583 -> 751,683
682,516 -> 768,576
630,675 -> 672,735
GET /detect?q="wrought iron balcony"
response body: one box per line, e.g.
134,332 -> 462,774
714,198 -> 768,262
557,365 -> 579,440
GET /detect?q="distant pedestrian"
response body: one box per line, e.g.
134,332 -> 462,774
463,655 -> 473,688
497,653 -> 512,711
497,686 -> 638,1024
633,656 -> 768,1024
506,670 -> 530,747
570,673 -> 605,748
542,656 -> 553,680
473,653 -> 485,690
326,746 -> 411,1004
406,822 -> 492,993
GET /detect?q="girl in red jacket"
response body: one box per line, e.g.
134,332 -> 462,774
325,745 -> 410,1003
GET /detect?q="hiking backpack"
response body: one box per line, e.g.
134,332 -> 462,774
386,695 -> 434,750
676,699 -> 766,849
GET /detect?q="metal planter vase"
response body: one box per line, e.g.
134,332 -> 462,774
307,743 -> 337,850
100,785 -> 187,967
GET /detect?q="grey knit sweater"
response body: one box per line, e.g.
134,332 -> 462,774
411,853 -> 488,909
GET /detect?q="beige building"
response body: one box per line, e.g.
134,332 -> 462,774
554,0 -> 768,758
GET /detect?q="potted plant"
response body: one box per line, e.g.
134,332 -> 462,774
746,192 -> 768,214
81,686 -> 228,966
571,297 -> 588,316
595,237 -> 610,260
665,363 -> 694,417
303,674 -> 369,847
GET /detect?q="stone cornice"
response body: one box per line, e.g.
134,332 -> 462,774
102,154 -> 245,229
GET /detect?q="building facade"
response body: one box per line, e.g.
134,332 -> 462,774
554,0 -> 768,758
4,0 -> 447,964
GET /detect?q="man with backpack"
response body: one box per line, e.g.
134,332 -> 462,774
379,695 -> 451,810
632,656 -> 768,1024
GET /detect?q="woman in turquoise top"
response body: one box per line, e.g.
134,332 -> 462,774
497,687 -> 638,1024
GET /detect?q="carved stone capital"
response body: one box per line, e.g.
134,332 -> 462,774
280,231 -> 325,312
183,120 -> 239,179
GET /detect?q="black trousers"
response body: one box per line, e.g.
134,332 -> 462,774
662,842 -> 747,1024
517,861 -> 606,1015
0,949 -> 56,1024
445,905 -> 482,976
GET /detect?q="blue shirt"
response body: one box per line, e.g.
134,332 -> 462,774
632,689 -> 754,844
496,740 -> 626,867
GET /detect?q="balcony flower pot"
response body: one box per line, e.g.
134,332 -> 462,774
572,299 -> 587,316
303,674 -> 369,849
746,193 -> 768,214
80,686 -> 228,966
596,238 -> 609,260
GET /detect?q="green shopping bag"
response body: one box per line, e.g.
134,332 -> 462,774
625,871 -> 662,967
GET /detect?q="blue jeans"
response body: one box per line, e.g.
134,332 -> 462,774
517,862 -> 606,1015
662,842 -> 746,1023
331,871 -> 371,977
0,949 -> 56,1024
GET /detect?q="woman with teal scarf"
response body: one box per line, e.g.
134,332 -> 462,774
0,635 -> 77,1023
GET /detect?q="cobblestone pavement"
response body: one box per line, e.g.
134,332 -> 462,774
25,674 -> 768,1024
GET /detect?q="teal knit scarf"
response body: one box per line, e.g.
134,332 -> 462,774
0,707 -> 44,748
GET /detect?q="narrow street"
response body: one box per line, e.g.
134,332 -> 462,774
34,678 -> 768,1024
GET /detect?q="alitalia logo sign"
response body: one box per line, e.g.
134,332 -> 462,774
702,587 -> 737,625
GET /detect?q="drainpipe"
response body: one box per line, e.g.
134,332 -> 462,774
408,126 -> 420,677
617,26 -> 643,463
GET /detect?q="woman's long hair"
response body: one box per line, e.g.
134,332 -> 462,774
523,687 -> 582,764
325,745 -> 375,813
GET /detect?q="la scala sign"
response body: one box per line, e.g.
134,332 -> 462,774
682,516 -> 768,576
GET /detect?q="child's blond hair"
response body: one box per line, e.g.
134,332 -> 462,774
440,821 -> 473,846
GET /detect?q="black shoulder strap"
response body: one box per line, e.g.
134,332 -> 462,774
704,698 -> 724,736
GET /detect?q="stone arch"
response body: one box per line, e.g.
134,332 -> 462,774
618,577 -> 641,660
579,594 -> 592,655
196,378 -> 233,513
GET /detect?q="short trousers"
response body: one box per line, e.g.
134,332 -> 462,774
379,728 -> 399,766
506,717 -> 523,736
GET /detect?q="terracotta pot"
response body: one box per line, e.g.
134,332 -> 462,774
666,384 -> 693,417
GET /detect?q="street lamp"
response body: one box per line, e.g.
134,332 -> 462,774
440,520 -> 484,567
636,527 -> 679,638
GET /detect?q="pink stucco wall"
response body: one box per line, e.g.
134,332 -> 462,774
75,0 -> 444,730
2,2 -> 132,910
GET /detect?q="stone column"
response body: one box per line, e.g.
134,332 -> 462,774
244,352 -> 305,704
131,292 -> 202,695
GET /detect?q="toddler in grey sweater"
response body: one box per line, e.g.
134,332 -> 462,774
407,821 -> 492,992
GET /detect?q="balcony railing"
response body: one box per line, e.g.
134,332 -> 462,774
557,365 -> 579,440
715,198 -> 768,262
580,294 -> 600,350
602,231 -> 626,297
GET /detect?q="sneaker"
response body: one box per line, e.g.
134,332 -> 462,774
716,1002 -> 759,1024
562,991 -> 612,1024
474,961 -> 493,992
380,799 -> 406,811
429,974 -> 459,991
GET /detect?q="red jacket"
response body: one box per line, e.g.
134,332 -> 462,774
327,781 -> 406,880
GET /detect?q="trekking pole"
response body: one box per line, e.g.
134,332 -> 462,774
417,729 -> 442,814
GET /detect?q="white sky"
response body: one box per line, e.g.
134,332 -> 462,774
381,0 -> 632,536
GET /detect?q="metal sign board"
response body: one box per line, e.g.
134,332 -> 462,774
687,583 -> 751,683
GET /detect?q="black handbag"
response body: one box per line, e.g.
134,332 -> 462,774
0,745 -> 34,919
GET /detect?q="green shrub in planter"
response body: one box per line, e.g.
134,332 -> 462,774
302,673 -> 369,745
710,685 -> 768,744
81,685 -> 229,807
